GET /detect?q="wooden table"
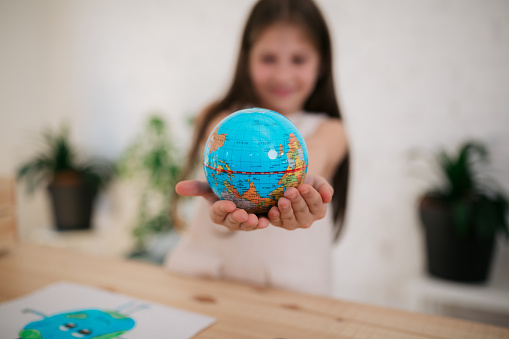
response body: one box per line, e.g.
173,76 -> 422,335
1,243 -> 508,339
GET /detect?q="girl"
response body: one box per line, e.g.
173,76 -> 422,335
165,0 -> 349,296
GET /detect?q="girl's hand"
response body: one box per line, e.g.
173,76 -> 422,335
175,174 -> 332,232
175,180 -> 270,231
267,174 -> 333,230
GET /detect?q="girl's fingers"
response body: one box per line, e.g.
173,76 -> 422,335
238,213 -> 259,231
257,216 -> 270,229
209,201 -> 264,231
284,187 -> 312,226
227,209 -> 249,230
277,197 -> 298,230
238,213 -> 269,230
304,175 -> 334,204
299,184 -> 327,219
268,206 -> 282,226
209,200 -> 237,225
176,180 -> 218,203
315,181 -> 333,204
176,180 -> 212,196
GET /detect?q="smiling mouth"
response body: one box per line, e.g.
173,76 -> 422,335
272,88 -> 293,96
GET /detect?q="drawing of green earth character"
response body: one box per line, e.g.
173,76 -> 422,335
18,302 -> 146,339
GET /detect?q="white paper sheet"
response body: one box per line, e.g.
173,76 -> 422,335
0,281 -> 216,338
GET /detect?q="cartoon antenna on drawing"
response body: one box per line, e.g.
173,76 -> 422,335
17,301 -> 149,339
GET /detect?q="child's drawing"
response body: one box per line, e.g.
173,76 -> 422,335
0,282 -> 215,339
18,302 -> 147,339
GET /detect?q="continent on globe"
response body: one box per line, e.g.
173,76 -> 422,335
207,127 -> 226,154
203,107 -> 309,214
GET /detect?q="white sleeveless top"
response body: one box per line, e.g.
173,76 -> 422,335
164,111 -> 334,296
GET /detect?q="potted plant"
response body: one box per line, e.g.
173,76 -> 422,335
17,125 -> 115,231
418,141 -> 508,283
118,115 -> 182,261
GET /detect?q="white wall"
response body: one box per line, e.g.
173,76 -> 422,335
328,0 -> 509,308
1,0 -> 508,310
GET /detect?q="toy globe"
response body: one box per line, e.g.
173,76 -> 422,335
203,107 -> 309,214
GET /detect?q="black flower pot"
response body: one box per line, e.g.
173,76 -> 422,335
419,197 -> 496,283
47,181 -> 96,231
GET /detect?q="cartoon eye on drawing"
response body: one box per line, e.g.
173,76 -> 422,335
17,302 -> 148,339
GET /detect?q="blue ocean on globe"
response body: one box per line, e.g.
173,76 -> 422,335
203,107 -> 308,214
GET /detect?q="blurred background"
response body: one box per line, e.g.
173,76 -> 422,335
1,0 -> 508,327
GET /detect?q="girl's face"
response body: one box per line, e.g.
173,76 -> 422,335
249,23 -> 321,116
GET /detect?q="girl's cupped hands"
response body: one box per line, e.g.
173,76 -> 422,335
175,174 -> 333,231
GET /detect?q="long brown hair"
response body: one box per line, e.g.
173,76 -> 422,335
175,0 -> 349,240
